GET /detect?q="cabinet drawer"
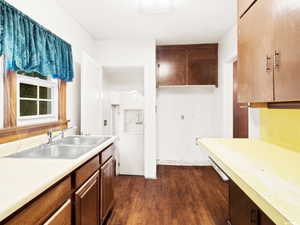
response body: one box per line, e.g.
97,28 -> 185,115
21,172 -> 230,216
101,145 -> 113,165
75,156 -> 100,189
4,176 -> 71,225
43,199 -> 71,225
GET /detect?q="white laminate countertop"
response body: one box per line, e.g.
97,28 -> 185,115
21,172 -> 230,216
198,138 -> 300,225
0,135 -> 117,222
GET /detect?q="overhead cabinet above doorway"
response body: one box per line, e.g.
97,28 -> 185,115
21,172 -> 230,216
238,0 -> 300,103
157,44 -> 218,87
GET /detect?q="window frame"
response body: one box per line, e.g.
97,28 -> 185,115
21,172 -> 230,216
0,55 -> 68,144
16,74 -> 59,126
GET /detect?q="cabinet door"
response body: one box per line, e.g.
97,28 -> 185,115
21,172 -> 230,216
187,46 -> 218,86
238,0 -> 274,103
157,47 -> 187,86
75,172 -> 100,225
273,0 -> 300,101
230,181 -> 259,225
100,158 -> 114,223
239,0 -> 256,17
43,200 -> 71,225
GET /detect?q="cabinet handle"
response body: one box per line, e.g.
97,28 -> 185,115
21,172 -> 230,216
274,51 -> 280,70
250,209 -> 259,224
265,56 -> 272,72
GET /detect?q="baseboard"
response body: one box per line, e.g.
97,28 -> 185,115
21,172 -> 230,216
145,175 -> 157,179
157,159 -> 211,166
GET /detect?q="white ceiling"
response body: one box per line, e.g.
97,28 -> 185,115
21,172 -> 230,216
56,0 -> 237,44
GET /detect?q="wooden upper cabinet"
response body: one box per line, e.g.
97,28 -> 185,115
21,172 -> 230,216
157,47 -> 187,86
239,0 -> 256,17
238,0 -> 274,103
238,0 -> 300,104
273,0 -> 300,101
157,44 -> 218,87
187,45 -> 218,86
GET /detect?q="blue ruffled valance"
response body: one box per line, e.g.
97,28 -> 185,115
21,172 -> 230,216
0,0 -> 74,81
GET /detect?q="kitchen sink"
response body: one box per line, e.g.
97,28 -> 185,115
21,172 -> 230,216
6,136 -> 111,159
59,136 -> 110,146
6,144 -> 93,159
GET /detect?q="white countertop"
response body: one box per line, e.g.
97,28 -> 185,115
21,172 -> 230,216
198,138 -> 300,225
0,136 -> 117,222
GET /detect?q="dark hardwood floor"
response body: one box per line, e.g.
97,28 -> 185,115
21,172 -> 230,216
107,166 -> 229,225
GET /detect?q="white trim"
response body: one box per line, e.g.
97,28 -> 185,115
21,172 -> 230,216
157,159 -> 211,166
158,85 -> 216,88
16,74 -> 58,126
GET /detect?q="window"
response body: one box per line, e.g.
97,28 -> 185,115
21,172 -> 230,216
16,71 -> 58,126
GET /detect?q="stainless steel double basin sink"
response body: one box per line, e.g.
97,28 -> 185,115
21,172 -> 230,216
6,136 -> 111,160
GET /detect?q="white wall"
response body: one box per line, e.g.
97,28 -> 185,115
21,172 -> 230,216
156,27 -> 239,166
217,25 -> 238,138
157,87 -> 219,166
95,40 -> 157,179
3,0 -> 97,133
249,108 -> 260,138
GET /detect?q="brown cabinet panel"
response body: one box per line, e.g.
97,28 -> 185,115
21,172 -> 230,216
239,0 -> 256,17
260,211 -> 276,225
187,46 -> 218,86
157,47 -> 187,86
273,0 -> 300,101
157,44 -> 218,87
100,158 -> 114,223
43,200 -> 71,225
75,171 -> 100,225
101,144 -> 113,165
230,181 -> 259,225
4,177 -> 71,225
74,156 -> 100,189
238,0 -> 274,103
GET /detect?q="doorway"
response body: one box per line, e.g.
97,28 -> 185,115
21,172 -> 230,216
102,66 -> 145,176
233,61 -> 248,138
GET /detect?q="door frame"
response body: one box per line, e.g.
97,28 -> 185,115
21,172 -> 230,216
233,61 -> 249,138
102,65 -> 146,177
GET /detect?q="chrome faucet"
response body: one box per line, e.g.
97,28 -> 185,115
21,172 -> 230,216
47,126 -> 77,144
47,128 -> 62,144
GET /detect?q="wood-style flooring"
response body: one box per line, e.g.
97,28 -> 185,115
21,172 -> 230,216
107,166 -> 229,225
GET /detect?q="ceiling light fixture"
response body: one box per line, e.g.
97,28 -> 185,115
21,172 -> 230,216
138,0 -> 174,14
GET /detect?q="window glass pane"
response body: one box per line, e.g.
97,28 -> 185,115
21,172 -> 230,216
39,101 -> 52,115
20,100 -> 37,116
18,71 -> 48,80
39,86 -> 52,99
20,83 -> 38,98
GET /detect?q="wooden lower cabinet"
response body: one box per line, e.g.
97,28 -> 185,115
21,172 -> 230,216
100,157 -> 114,223
43,200 -> 71,225
75,171 -> 100,225
3,177 -> 71,225
260,212 -> 276,225
229,181 -> 275,225
2,145 -> 116,225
